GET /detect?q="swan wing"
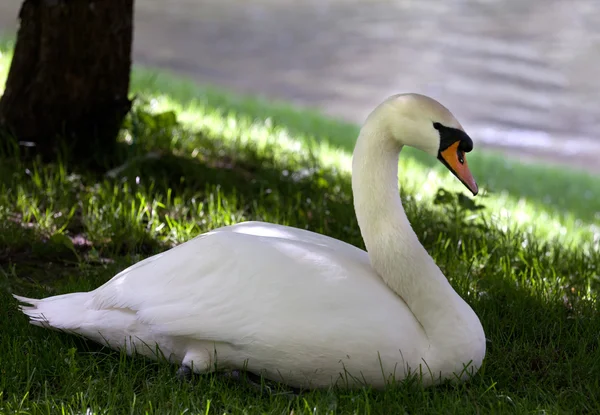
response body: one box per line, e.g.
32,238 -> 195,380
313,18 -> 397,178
89,222 -> 395,346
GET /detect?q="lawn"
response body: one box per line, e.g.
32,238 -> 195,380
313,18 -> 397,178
1,44 -> 600,414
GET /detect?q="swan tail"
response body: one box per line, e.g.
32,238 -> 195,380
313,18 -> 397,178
13,292 -> 90,330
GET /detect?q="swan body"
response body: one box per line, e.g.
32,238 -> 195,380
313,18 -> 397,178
14,93 -> 486,389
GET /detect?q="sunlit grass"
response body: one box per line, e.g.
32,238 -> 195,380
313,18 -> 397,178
1,45 -> 600,414
137,88 -> 600,249
132,68 -> 600,225
0,46 -> 10,94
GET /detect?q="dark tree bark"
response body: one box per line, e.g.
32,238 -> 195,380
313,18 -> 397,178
0,0 -> 134,167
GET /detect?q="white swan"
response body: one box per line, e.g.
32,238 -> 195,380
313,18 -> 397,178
14,93 -> 485,389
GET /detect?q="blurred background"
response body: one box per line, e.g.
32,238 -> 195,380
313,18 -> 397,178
1,0 -> 598,172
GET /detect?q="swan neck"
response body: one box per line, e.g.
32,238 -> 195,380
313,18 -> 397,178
351,119 -> 480,342
351,122 -> 427,269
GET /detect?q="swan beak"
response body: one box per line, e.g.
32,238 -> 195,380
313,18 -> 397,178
438,142 -> 479,196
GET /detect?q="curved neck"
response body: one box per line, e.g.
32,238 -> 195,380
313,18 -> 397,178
351,118 -> 475,341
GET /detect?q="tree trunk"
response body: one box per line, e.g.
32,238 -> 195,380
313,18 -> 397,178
0,0 -> 134,168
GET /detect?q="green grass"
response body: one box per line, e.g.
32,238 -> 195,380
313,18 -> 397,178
1,44 -> 600,414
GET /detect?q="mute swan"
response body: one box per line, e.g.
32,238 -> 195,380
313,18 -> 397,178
14,93 -> 486,389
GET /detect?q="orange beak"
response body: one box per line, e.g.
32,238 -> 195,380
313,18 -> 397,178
438,141 -> 478,196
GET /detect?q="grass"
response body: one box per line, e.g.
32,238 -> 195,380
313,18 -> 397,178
1,43 -> 600,414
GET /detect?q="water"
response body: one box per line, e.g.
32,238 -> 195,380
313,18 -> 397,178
1,0 -> 599,171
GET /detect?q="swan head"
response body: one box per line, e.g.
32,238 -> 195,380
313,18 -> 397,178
381,93 -> 478,196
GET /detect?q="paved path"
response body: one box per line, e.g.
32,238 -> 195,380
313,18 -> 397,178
1,0 -> 599,172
